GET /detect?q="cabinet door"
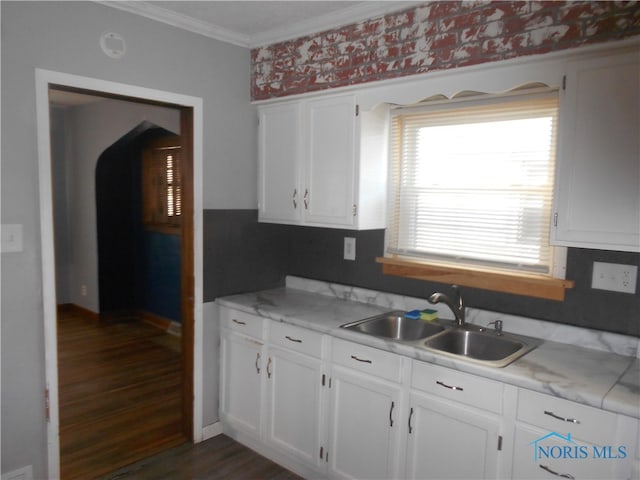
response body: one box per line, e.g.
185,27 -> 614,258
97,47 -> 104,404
265,346 -> 324,469
405,392 -> 501,480
258,102 -> 302,223
327,365 -> 402,480
305,95 -> 357,227
553,50 -> 640,251
219,330 -> 264,437
513,424 -> 619,480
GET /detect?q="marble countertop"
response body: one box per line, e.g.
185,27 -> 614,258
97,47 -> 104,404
216,280 -> 640,419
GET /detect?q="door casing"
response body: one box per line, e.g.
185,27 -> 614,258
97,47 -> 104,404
35,68 -> 204,479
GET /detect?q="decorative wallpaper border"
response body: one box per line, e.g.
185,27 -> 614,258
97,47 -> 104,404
251,1 -> 640,100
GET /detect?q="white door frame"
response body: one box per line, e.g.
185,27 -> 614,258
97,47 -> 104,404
35,68 -> 204,479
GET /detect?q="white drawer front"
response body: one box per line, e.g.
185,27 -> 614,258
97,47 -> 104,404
331,338 -> 403,383
220,307 -> 265,339
517,389 -> 618,445
513,423 -> 619,480
269,321 -> 323,358
411,361 -> 503,414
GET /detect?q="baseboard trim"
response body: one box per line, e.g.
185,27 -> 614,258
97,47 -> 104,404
57,303 -> 99,321
57,304 -> 182,336
222,423 -> 320,479
201,422 -> 223,441
1,465 -> 33,480
137,310 -> 182,337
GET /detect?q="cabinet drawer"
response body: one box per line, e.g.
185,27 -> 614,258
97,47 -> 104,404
513,423 -> 618,480
331,338 -> 403,383
517,389 -> 617,444
220,307 -> 265,339
411,361 -> 503,414
269,321 -> 323,358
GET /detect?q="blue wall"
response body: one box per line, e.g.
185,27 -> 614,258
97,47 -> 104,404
141,231 -> 182,322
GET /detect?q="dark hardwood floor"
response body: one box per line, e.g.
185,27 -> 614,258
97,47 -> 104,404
100,434 -> 304,480
58,308 -> 302,480
58,309 -> 185,479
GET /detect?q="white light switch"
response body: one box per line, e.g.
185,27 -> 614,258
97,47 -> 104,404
1,224 -> 23,253
344,237 -> 356,261
591,262 -> 637,294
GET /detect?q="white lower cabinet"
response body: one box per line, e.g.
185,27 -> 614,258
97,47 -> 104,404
265,344 -> 324,469
219,329 -> 265,437
512,388 -> 637,480
327,365 -> 403,479
405,361 -> 503,480
326,338 -> 404,479
219,306 -> 638,480
405,392 -> 501,479
220,307 -> 326,477
513,423 -> 616,480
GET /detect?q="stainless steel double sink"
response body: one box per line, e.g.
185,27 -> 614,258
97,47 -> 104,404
340,311 -> 541,367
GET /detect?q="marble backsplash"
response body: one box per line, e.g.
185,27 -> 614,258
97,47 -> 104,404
286,275 -> 640,359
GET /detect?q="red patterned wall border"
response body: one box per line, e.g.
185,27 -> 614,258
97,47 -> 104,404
251,1 -> 640,100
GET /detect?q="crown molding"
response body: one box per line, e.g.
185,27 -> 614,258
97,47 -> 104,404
97,1 -> 421,49
249,1 -> 420,47
97,1 -> 251,47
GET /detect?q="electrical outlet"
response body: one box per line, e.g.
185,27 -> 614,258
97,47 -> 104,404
344,237 -> 356,261
81,284 -> 87,296
591,262 -> 638,294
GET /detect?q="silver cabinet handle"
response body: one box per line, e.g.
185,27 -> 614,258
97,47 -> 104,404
303,189 -> 309,209
540,464 -> 575,479
292,188 -> 297,209
544,410 -> 581,424
350,355 -> 372,364
285,335 -> 302,343
408,407 -> 414,434
389,401 -> 394,427
267,357 -> 272,379
436,380 -> 463,391
255,352 -> 261,374
232,319 -> 246,325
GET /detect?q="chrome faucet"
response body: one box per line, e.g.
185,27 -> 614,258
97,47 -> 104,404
428,285 -> 465,326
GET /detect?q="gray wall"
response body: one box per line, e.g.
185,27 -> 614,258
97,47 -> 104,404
280,228 -> 640,337
1,1 -> 254,476
202,213 -> 640,338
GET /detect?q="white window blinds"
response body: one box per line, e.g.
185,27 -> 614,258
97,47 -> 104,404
386,90 -> 558,275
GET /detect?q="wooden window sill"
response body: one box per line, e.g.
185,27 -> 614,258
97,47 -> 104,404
376,257 -> 574,301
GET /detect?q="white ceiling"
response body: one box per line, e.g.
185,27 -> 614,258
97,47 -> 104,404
100,1 -> 421,47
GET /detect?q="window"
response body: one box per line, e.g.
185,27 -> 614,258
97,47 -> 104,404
382,89 -> 573,299
143,139 -> 182,230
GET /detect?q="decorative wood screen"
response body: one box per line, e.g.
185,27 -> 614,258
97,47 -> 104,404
142,136 -> 182,230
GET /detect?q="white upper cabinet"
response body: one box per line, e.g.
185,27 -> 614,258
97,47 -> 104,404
305,95 -> 357,227
258,94 -> 388,229
552,49 -> 640,252
258,102 -> 302,223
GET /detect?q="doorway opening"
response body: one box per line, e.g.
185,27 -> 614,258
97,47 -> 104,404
52,111 -> 187,477
37,69 -> 203,479
95,125 -> 183,326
